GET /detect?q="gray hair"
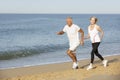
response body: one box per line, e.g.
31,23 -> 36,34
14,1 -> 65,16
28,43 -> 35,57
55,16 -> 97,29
66,16 -> 73,20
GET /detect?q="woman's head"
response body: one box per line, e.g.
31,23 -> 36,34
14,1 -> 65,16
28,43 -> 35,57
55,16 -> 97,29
90,16 -> 98,25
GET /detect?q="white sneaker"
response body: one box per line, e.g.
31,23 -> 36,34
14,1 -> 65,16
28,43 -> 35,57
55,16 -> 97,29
102,60 -> 108,67
72,62 -> 78,69
87,63 -> 93,70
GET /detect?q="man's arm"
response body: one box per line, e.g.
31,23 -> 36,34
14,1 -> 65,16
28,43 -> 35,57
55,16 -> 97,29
79,28 -> 84,46
57,31 -> 65,35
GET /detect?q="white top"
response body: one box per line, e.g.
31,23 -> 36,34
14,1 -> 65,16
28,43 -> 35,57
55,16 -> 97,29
63,24 -> 80,46
88,25 -> 101,43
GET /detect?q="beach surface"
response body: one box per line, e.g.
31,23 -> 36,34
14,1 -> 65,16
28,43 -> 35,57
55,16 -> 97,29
0,55 -> 120,80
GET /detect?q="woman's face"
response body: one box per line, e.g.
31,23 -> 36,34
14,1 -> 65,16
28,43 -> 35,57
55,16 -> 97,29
90,18 -> 96,25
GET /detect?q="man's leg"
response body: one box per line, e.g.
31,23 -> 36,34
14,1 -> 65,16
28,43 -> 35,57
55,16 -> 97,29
67,49 -> 78,69
67,49 -> 77,62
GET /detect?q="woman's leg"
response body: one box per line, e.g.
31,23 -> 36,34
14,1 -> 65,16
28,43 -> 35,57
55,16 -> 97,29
88,42 -> 108,70
91,42 -> 104,63
91,48 -> 95,64
87,43 -> 95,70
95,48 -> 104,61
94,42 -> 108,67
94,42 -> 104,61
87,43 -> 99,70
90,43 -> 96,63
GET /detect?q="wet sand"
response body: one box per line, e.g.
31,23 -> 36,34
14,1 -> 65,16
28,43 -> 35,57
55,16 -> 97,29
0,55 -> 120,80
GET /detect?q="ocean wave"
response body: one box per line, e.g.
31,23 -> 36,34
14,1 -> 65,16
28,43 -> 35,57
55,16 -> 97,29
0,44 -> 68,60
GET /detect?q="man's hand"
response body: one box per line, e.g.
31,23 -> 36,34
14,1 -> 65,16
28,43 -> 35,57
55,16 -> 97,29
80,40 -> 84,46
56,31 -> 64,35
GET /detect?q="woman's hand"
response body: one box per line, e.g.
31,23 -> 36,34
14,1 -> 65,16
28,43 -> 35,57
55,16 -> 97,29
84,34 -> 90,40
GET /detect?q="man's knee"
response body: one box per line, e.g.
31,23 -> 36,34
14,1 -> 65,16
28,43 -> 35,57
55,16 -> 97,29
67,50 -> 72,55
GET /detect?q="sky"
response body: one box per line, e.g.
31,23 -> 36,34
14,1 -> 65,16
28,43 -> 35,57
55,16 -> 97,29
0,0 -> 120,14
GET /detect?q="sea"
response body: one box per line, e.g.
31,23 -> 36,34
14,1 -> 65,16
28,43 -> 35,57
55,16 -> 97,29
0,14 -> 120,69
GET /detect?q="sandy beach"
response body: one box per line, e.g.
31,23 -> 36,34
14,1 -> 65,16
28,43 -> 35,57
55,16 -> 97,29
0,54 -> 120,80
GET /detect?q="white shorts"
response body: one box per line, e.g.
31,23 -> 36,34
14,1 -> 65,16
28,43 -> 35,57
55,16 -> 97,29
69,43 -> 80,51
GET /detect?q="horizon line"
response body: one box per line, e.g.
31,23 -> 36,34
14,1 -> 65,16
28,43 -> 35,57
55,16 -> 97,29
0,13 -> 120,14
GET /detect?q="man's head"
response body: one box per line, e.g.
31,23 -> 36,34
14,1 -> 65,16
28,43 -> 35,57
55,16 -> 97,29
66,17 -> 73,26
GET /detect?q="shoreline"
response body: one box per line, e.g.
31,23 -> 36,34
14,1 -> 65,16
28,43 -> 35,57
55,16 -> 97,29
0,53 -> 120,70
0,54 -> 120,80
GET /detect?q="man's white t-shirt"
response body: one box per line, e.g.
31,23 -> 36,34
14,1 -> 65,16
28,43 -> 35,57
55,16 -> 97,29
63,24 -> 80,50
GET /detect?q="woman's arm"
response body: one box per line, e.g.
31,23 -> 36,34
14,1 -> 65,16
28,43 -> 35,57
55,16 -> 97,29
96,25 -> 104,40
84,33 -> 90,39
84,26 -> 90,39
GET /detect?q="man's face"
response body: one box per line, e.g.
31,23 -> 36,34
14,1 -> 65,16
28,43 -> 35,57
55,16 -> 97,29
66,18 -> 73,26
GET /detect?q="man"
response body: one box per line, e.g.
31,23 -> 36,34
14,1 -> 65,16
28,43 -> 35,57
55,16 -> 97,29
57,17 -> 84,69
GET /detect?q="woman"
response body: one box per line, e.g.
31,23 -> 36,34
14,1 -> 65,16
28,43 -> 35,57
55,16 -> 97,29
85,16 -> 108,70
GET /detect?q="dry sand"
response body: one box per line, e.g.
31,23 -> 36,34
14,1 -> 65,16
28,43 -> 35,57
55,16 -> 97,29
0,55 -> 120,80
